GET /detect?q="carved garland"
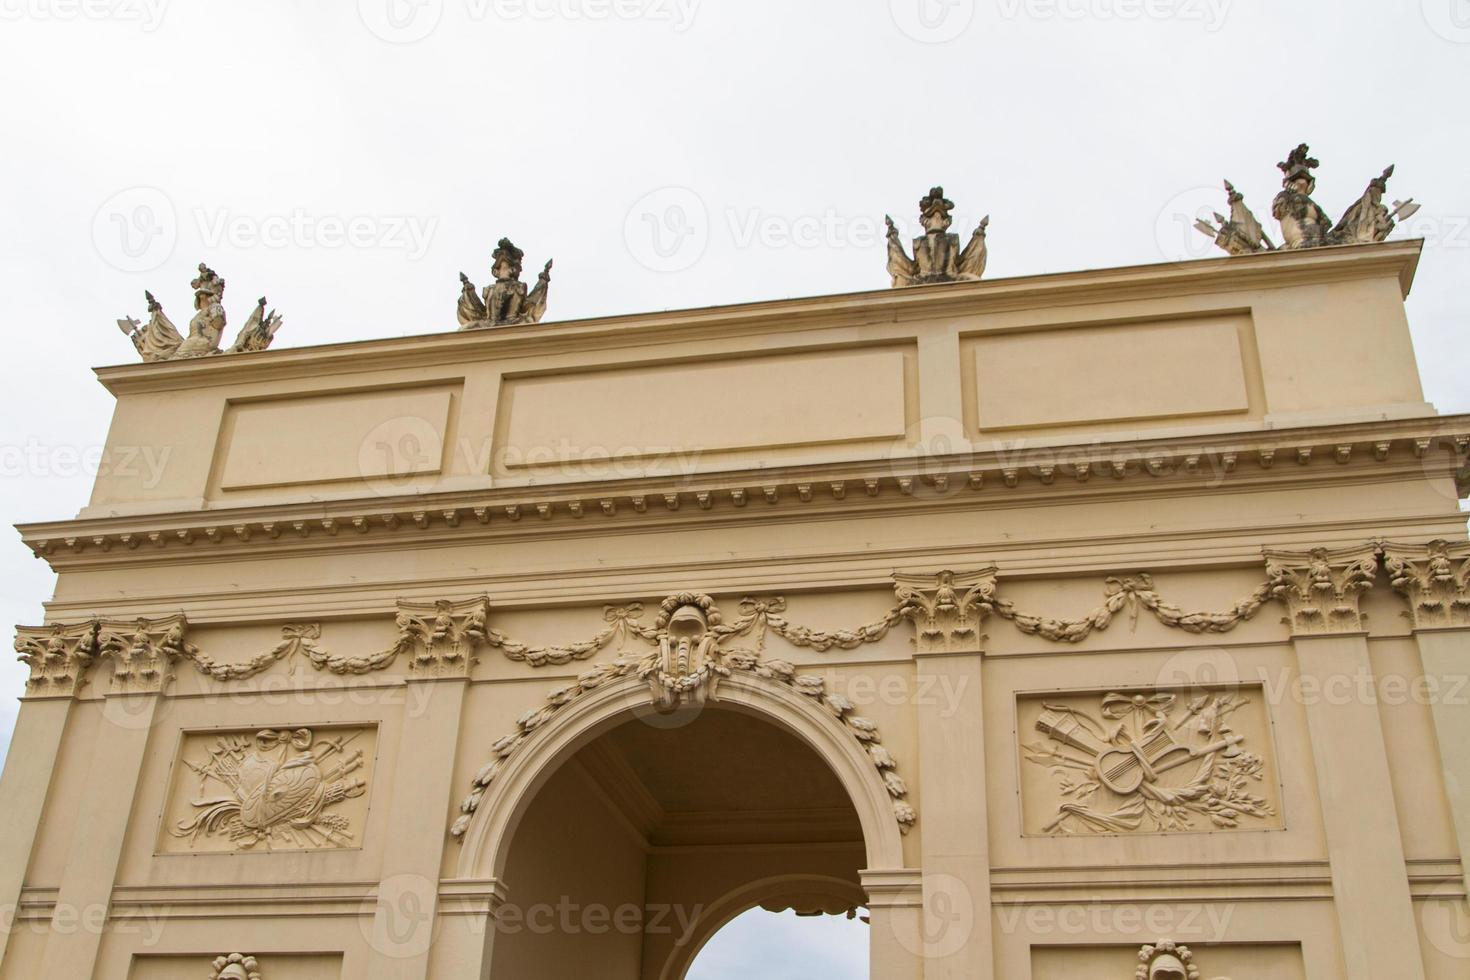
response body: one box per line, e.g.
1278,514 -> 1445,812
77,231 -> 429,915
13,540 -> 1466,694
449,593 -> 916,840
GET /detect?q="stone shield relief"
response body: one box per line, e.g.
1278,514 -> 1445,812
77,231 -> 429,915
1018,687 -> 1283,836
158,725 -> 377,853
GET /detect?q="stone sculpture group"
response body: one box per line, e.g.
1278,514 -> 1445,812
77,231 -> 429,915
110,142 -> 1419,361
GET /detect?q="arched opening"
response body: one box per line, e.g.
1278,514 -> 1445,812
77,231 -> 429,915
476,684 -> 888,980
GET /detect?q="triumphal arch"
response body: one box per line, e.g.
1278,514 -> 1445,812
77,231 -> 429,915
3,180 -> 1469,978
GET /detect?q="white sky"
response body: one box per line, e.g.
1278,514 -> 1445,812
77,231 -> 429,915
1,1 -> 1467,973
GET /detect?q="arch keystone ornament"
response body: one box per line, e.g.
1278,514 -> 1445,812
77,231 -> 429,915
1135,940 -> 1231,980
451,591 -> 915,882
208,953 -> 263,980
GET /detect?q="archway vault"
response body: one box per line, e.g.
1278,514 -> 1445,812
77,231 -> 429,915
454,670 -> 909,881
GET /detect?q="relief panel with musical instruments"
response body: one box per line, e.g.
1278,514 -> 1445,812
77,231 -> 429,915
158,724 -> 378,853
1018,687 -> 1283,836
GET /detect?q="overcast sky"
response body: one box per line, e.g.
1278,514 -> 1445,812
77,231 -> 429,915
1,1 -> 1468,974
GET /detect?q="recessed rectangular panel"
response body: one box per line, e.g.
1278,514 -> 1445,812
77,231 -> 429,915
1018,685 -> 1283,836
499,348 -> 908,467
129,954 -> 343,979
159,724 -> 377,854
218,386 -> 455,491
974,316 -> 1250,430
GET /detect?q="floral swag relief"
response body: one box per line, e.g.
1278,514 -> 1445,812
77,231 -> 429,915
14,539 -> 1448,695
1023,689 -> 1275,835
172,728 -> 368,849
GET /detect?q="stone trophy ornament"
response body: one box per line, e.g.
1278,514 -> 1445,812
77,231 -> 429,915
1193,180 -> 1276,255
1193,143 -> 1420,255
117,263 -> 283,362
458,237 -> 553,328
171,728 -> 368,849
885,186 -> 989,286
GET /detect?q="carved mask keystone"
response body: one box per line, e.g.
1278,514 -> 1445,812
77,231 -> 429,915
209,953 -> 263,980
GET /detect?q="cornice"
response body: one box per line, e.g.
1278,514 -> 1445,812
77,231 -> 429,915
91,241 -> 1423,396
18,415 -> 1467,573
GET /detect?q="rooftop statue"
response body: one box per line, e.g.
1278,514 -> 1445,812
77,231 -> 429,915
1271,143 -> 1335,249
458,237 -> 552,329
117,263 -> 283,362
1193,180 -> 1276,255
1195,143 -> 1419,255
885,186 -> 989,287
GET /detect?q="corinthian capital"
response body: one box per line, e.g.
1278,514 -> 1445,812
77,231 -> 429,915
96,613 -> 192,694
893,567 -> 998,654
396,596 -> 490,678
1383,539 -> 1470,629
1264,545 -> 1379,636
14,621 -> 98,698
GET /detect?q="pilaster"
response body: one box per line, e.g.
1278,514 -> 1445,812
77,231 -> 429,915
1385,540 -> 1470,896
359,599 -> 486,980
1266,546 -> 1427,980
0,624 -> 97,972
38,616 -> 182,979
895,570 -> 995,980
861,869 -> 927,980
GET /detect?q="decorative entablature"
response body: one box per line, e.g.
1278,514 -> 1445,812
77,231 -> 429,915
1263,545 -> 1380,636
1384,539 -> 1470,629
18,539 -> 1469,698
17,421 -> 1469,568
15,539 -> 1470,844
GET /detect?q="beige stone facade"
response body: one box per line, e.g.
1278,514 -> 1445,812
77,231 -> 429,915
3,240 -> 1468,978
